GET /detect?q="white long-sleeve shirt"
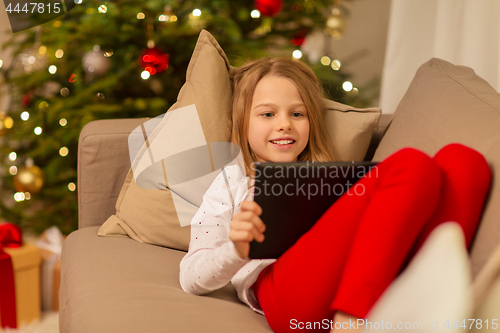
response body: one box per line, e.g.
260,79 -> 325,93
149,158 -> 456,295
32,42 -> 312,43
179,164 -> 276,315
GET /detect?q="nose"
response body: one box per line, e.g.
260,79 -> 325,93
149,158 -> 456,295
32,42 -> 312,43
277,114 -> 292,131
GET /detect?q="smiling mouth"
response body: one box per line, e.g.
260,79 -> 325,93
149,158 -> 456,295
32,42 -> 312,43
270,139 -> 295,145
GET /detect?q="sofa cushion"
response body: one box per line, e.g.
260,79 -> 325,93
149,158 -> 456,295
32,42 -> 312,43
365,222 -> 471,331
373,58 -> 500,279
60,227 -> 273,333
471,241 -> 500,331
98,29 -> 381,251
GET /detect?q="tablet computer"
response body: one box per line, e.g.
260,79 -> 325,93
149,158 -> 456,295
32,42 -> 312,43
249,161 -> 378,259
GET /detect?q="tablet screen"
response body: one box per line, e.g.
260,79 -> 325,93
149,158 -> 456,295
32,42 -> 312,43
249,161 -> 378,259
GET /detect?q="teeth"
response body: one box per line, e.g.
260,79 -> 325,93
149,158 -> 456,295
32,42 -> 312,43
271,140 -> 294,145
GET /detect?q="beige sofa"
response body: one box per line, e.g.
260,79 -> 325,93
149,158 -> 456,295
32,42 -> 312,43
60,58 -> 500,332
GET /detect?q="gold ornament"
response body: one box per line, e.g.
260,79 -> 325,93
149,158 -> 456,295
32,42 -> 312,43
324,7 -> 346,39
13,165 -> 44,194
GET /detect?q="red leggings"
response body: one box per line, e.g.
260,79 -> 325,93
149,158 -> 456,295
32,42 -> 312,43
252,144 -> 491,333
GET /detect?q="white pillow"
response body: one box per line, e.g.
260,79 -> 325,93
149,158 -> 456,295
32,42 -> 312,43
362,222 -> 471,333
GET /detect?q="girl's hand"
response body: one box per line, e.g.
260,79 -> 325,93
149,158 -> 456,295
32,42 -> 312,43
230,200 -> 266,259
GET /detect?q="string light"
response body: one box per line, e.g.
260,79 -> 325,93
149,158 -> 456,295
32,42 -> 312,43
158,6 -> 177,22
21,111 -> 29,121
68,183 -> 76,191
9,152 -> 17,161
59,118 -> 67,126
141,71 -> 150,80
60,87 -> 69,97
9,166 -> 18,175
48,65 -> 57,74
38,101 -> 49,111
4,116 -> 13,128
34,127 -> 42,135
331,60 -> 341,70
98,5 -> 107,13
320,56 -> 331,66
251,10 -> 260,18
292,50 -> 302,59
25,192 -> 31,200
14,192 -> 25,202
137,12 -> 145,19
192,9 -> 201,16
342,81 -> 353,92
0,59 -> 3,68
59,147 -> 69,156
55,49 -> 64,58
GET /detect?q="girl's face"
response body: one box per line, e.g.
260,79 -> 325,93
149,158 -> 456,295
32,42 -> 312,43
247,75 -> 310,163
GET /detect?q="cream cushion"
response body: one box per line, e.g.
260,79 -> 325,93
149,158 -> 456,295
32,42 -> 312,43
364,222 -> 471,333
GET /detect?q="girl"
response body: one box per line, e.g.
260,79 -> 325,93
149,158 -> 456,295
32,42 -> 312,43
179,57 -> 491,333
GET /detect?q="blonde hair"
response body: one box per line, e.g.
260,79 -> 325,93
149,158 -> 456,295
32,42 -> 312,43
230,57 -> 336,176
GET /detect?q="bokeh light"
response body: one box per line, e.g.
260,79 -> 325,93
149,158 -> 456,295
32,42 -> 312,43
320,56 -> 331,66
14,192 -> 25,202
141,71 -> 150,80
342,81 -> 353,92
292,50 -> 302,59
59,147 -> 69,156
331,60 -> 341,70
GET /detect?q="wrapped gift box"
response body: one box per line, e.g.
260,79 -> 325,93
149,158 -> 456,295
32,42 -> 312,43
36,226 -> 64,311
1,243 -> 41,328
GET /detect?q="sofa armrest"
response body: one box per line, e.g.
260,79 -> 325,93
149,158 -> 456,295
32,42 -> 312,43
78,118 -> 149,229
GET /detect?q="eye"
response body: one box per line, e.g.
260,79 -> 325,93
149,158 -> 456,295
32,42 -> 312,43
292,112 -> 305,118
261,112 -> 274,118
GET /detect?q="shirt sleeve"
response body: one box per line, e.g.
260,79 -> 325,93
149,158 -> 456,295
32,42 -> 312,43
179,165 -> 250,295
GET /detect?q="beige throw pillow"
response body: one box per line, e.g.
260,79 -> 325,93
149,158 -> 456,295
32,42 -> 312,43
98,29 -> 381,251
373,58 -> 500,279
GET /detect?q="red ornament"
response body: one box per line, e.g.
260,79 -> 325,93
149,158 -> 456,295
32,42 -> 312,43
138,47 -> 169,75
255,0 -> 283,17
291,29 -> 308,47
21,91 -> 32,107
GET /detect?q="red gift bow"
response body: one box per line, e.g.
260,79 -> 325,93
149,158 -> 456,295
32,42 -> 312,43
0,222 -> 22,329
0,223 -> 23,249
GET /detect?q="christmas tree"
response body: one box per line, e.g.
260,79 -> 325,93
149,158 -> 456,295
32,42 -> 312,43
0,0 -> 375,235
